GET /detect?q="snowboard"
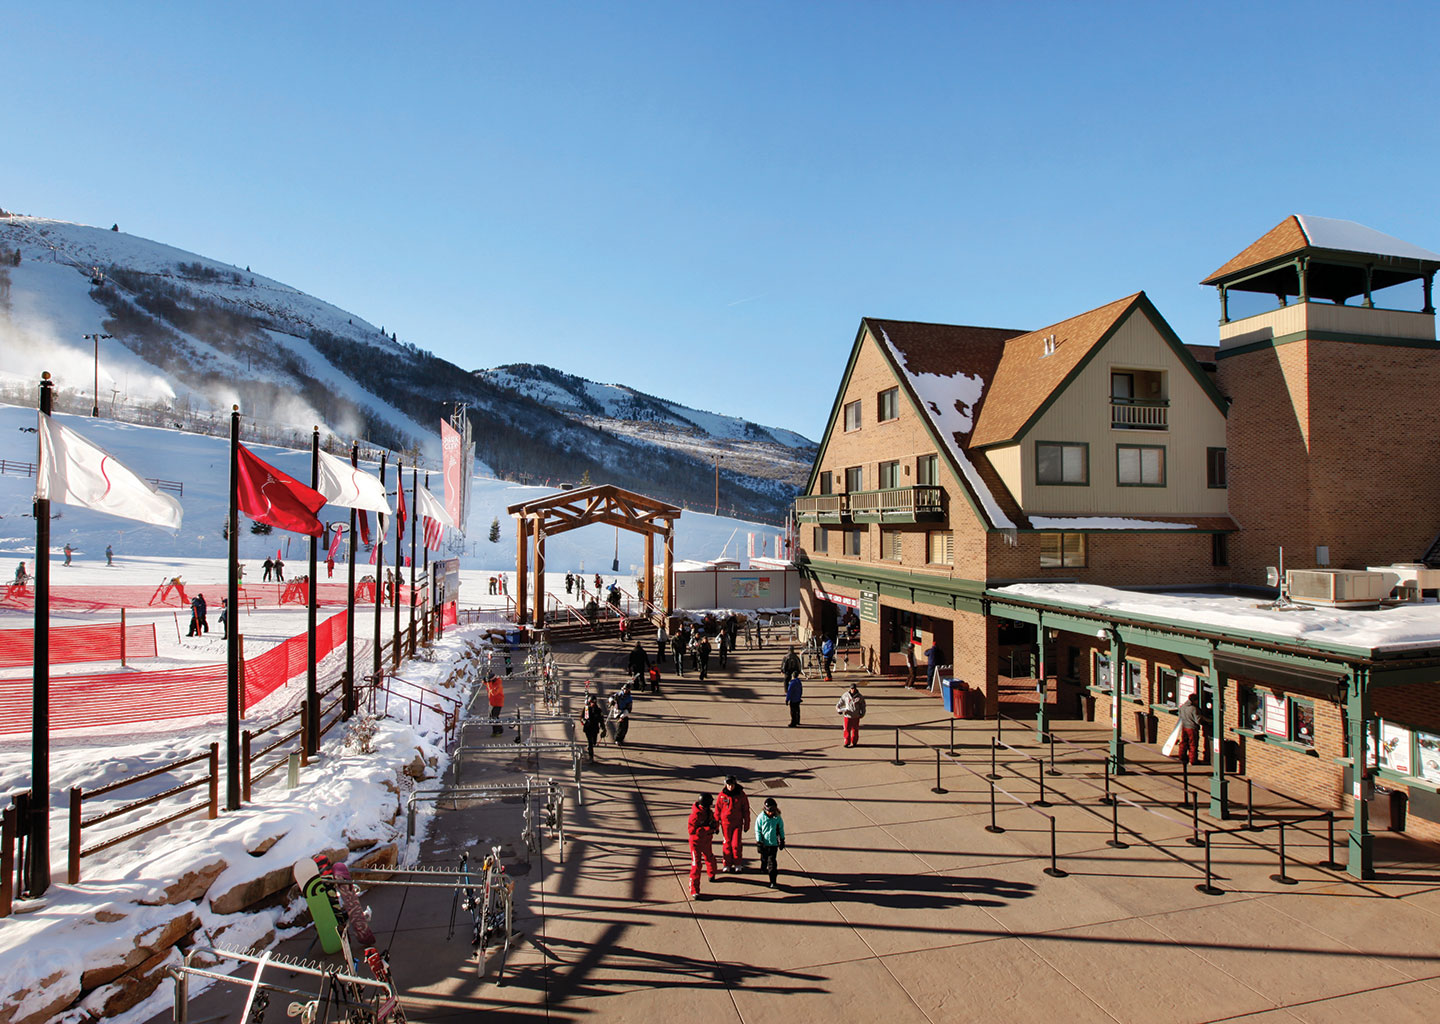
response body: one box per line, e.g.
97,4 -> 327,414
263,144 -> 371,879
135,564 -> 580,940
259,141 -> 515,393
293,856 -> 344,955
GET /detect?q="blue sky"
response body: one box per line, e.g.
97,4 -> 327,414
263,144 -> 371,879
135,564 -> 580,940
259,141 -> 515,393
7,2 -> 1440,439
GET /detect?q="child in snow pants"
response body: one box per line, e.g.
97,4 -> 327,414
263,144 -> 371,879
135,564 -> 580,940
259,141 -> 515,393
687,794 -> 718,897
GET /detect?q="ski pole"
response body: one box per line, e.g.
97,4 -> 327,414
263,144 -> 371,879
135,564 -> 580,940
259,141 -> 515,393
931,747 -> 946,795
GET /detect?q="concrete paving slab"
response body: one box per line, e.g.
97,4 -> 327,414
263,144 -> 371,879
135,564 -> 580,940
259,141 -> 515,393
1281,978 -> 1438,1023
726,954 -> 932,1024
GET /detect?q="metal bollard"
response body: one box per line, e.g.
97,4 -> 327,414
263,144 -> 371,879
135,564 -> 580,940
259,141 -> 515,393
987,738 -> 1002,781
1043,815 -> 1066,878
949,717 -> 956,756
1100,754 -> 1114,805
996,710 -> 1003,745
1196,831 -> 1223,895
1187,792 -> 1204,846
1047,731 -> 1061,776
893,729 -> 904,767
1270,821 -> 1297,885
986,779 -> 1004,834
931,748 -> 947,795
1034,756 -> 1051,808
1181,759 -> 1191,808
1320,813 -> 1341,870
1107,797 -> 1128,849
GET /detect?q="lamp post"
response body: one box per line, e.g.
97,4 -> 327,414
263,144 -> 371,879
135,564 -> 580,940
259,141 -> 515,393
713,453 -> 723,515
83,333 -> 113,417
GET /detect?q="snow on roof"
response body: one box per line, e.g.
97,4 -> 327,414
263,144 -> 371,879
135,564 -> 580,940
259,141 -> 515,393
878,328 -> 1015,530
1028,516 -> 1196,530
992,582 -> 1440,656
1297,215 -> 1440,263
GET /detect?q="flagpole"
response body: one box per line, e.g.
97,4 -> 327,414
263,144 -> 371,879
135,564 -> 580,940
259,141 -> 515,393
28,372 -> 54,896
423,471 -> 432,644
373,453 -> 386,687
409,466 -> 418,655
305,426 -> 319,756
344,441 -> 358,719
393,457 -> 403,671
226,405 -> 241,811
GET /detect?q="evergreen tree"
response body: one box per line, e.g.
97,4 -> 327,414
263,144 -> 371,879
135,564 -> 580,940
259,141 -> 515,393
488,517 -> 500,543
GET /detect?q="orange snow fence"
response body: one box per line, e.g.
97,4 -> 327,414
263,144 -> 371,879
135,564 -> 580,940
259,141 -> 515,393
0,621 -> 158,668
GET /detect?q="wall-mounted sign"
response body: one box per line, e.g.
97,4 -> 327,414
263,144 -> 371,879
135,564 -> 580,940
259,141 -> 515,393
1379,721 -> 1412,776
859,589 -> 878,623
1178,674 -> 1197,704
1263,695 -> 1288,738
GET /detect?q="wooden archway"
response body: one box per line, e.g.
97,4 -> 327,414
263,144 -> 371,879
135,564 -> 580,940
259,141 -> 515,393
506,485 -> 682,626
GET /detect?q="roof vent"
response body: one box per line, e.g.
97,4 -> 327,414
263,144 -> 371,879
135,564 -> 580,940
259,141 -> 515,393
1042,334 -> 1057,357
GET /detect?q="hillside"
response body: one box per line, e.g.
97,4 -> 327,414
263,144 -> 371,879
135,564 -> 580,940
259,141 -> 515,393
0,214 -> 812,521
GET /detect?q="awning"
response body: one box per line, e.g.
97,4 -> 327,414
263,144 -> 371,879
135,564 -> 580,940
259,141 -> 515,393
1214,651 -> 1346,700
814,586 -> 858,609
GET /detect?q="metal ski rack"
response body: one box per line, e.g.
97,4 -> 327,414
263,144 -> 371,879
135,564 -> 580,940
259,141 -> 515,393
405,780 -> 536,840
169,946 -> 392,1024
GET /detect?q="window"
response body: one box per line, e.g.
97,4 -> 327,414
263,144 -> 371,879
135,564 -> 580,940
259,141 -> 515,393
1239,686 -> 1264,732
880,528 -> 902,561
841,527 -> 864,556
926,530 -> 954,565
819,471 -> 833,495
843,400 -> 862,432
1093,651 -> 1112,691
1120,660 -> 1143,699
878,460 -> 900,490
1039,532 -> 1086,568
1207,447 -> 1227,489
1035,441 -> 1089,485
1111,372 -> 1134,402
844,466 -> 863,492
1117,444 -> 1166,486
916,453 -> 938,486
1212,533 -> 1229,567
1289,698 -> 1315,748
878,387 -> 898,422
812,526 -> 828,554
1157,669 -> 1178,707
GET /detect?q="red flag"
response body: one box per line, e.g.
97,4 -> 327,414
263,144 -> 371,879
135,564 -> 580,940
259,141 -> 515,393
327,523 -> 344,561
237,445 -> 326,537
369,541 -> 379,565
396,476 -> 408,532
357,509 -> 371,546
423,515 -> 443,551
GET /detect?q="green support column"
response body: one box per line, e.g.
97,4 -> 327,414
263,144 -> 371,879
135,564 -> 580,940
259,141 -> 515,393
1109,629 -> 1126,774
1034,618 -> 1047,741
1208,659 -> 1230,820
1346,668 -> 1375,879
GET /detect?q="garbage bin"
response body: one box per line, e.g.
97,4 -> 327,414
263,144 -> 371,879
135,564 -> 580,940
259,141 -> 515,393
942,679 -> 966,715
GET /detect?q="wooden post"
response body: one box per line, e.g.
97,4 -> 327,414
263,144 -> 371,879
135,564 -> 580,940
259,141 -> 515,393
533,520 -> 546,626
644,531 -> 655,616
67,786 -> 82,884
0,803 -> 14,916
242,730 -> 252,804
663,525 -> 675,615
515,515 -> 529,625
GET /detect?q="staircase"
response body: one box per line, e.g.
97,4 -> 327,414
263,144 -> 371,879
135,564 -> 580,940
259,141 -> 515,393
539,615 -> 647,645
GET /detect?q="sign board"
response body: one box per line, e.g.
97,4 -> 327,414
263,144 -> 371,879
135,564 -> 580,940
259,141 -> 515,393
1177,674 -> 1197,704
1263,695 -> 1288,738
732,576 -> 771,599
1379,721 -> 1412,775
432,557 -> 460,609
859,590 -> 878,623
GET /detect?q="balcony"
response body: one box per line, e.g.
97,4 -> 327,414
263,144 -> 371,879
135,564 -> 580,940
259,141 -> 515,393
1110,397 -> 1168,430
848,486 -> 944,523
794,493 -> 845,523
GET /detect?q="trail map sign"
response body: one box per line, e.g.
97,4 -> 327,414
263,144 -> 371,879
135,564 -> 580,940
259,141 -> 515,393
859,590 -> 878,623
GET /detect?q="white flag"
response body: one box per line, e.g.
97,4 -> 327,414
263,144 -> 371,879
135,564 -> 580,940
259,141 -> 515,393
415,485 -> 455,528
36,414 -> 183,530
314,449 -> 393,515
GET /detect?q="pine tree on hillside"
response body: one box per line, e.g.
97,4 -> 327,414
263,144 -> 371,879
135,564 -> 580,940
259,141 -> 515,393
488,517 -> 500,543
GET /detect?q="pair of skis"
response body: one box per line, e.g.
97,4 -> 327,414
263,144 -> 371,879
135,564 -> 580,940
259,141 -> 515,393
293,855 -> 406,1022
451,845 -> 517,980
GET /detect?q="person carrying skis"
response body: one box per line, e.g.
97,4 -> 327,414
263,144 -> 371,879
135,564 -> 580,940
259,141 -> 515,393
609,683 -> 633,746
780,647 -> 802,689
579,693 -> 603,760
754,797 -> 786,888
485,674 -> 505,736
186,595 -> 201,637
687,793 -> 718,898
262,557 -> 274,581
821,634 -> 836,681
715,777 -> 751,872
785,672 -> 804,727
836,682 -> 866,747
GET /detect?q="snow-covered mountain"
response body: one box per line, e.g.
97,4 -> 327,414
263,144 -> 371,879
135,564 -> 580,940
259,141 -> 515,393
0,213 -> 813,520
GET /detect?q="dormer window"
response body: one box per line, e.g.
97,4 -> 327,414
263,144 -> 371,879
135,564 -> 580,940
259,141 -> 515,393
1111,370 -> 1168,430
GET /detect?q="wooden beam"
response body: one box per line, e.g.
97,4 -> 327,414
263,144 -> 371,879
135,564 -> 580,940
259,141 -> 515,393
514,514 -> 528,625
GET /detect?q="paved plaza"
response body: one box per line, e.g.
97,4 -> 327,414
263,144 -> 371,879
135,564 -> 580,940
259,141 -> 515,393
188,632 -> 1440,1023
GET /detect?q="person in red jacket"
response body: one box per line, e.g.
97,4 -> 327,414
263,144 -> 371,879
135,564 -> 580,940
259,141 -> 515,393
687,793 -> 718,898
715,777 -> 751,872
485,674 -> 505,736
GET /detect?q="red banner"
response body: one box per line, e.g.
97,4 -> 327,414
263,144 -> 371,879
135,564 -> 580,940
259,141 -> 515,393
441,419 -> 463,529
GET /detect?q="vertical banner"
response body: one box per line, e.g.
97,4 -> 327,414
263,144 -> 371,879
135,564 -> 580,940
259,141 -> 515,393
440,418 -> 464,535
747,532 -> 755,559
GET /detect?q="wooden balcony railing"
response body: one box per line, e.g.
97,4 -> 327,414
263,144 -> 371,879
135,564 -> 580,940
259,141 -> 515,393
794,494 -> 846,517
1110,397 -> 1168,429
848,486 -> 943,519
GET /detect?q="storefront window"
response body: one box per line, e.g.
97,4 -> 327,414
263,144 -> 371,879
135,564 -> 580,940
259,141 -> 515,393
1289,698 -> 1315,748
1417,731 -> 1440,784
1121,660 -> 1142,699
1093,652 -> 1111,691
1239,686 -> 1264,732
1156,669 -> 1178,707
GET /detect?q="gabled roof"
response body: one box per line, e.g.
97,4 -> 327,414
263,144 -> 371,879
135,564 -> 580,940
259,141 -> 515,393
968,294 -> 1141,448
1202,215 -> 1440,285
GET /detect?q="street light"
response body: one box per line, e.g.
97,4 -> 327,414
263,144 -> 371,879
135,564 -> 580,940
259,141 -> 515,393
83,333 -> 113,417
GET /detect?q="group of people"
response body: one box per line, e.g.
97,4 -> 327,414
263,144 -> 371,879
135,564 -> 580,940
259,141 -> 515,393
578,681 -> 635,758
183,593 -> 230,638
261,557 -> 286,582
656,616 -> 738,679
686,778 -> 786,897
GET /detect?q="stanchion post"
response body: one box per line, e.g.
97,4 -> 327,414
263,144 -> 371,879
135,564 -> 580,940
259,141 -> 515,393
1043,815 -> 1066,878
1181,759 -> 1191,808
1034,756 -> 1050,808
986,779 -> 1004,834
996,709 -> 1003,745
987,738 -> 1001,781
1187,791 -> 1204,846
949,716 -> 955,756
931,747 -> 947,795
1320,813 -> 1342,870
892,728 -> 903,767
1100,754 -> 1114,805
1047,731 -> 1061,776
1196,831 -> 1223,895
1245,779 -> 1256,831
1107,797 -> 1128,849
1270,821 -> 1297,885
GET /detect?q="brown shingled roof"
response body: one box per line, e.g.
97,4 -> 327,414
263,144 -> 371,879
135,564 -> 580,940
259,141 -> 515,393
1201,216 -> 1307,285
863,318 -> 1022,404
968,293 -> 1143,449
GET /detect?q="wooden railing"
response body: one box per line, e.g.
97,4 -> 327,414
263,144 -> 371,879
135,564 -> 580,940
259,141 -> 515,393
795,494 -> 845,516
1110,397 -> 1168,429
0,458 -> 182,494
68,744 -> 218,884
848,486 -> 943,515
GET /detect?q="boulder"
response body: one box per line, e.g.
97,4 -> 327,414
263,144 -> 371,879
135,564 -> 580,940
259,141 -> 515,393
81,908 -> 198,989
350,843 -> 399,881
402,750 -> 428,780
138,857 -> 227,906
0,970 -> 80,1024
80,947 -> 182,1018
208,846 -> 346,915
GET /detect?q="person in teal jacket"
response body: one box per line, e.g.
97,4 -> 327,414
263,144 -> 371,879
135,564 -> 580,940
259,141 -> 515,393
754,797 -> 786,888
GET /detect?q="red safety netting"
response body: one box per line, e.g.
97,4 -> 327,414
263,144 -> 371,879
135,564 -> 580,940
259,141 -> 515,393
0,582 -> 411,612
442,602 -> 457,627
0,610 -> 350,735
0,621 -> 158,669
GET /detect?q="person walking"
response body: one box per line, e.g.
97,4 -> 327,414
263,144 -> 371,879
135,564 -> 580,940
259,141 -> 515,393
627,641 -> 650,685
218,598 -> 229,639
754,797 -> 786,888
13,562 -> 27,586
105,544 -> 113,566
696,634 -> 712,681
821,634 -> 836,681
717,628 -> 729,670
593,573 -> 602,592
610,683 -> 633,746
656,621 -> 669,668
579,693 -> 603,760
485,674 -> 505,736
925,640 -> 943,693
186,596 -> 201,637
1176,693 -> 1203,765
263,557 -> 274,581
716,777 -> 752,872
780,646 -> 802,685
785,672 -> 803,727
565,572 -> 574,595
274,557 -> 285,581
63,543 -> 73,566
687,793 -> 719,898
836,683 -> 866,747
196,593 -> 209,634
904,640 -> 917,687
671,628 -> 686,676
585,597 -> 600,631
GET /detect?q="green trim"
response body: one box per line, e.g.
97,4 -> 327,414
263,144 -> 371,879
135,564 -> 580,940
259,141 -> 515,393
1034,439 -> 1090,487
1215,329 -> 1440,361
802,557 -> 989,615
1115,443 -> 1167,487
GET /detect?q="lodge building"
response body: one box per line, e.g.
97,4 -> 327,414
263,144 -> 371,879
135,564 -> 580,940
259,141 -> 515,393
794,216 -> 1440,876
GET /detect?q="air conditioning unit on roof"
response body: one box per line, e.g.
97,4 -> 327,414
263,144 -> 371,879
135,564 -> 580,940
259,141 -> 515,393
1286,569 -> 1396,608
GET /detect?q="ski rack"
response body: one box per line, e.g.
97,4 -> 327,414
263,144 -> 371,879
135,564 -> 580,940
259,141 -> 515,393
405,780 -> 536,840
454,736 -> 580,783
169,946 -> 391,1024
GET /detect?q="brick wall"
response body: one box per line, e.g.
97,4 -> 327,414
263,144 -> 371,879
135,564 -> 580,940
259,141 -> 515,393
987,530 -> 1228,586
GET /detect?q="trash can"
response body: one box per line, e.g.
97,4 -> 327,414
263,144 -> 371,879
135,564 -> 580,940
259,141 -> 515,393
1389,788 -> 1408,832
943,679 -> 967,716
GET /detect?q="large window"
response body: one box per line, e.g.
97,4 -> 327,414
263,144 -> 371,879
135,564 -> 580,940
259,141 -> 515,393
843,400 -> 862,432
841,527 -> 864,556
844,466 -> 863,492
880,528 -> 902,561
1093,651 -> 1112,691
1239,686 -> 1264,732
1207,447 -> 1227,489
878,460 -> 900,489
1156,669 -> 1179,708
819,471 -> 833,495
812,527 -> 828,554
916,453 -> 938,486
927,530 -> 953,565
1120,660 -> 1143,699
1117,444 -> 1166,486
1290,698 -> 1315,748
1040,532 -> 1086,568
878,387 -> 899,422
1036,441 -> 1089,485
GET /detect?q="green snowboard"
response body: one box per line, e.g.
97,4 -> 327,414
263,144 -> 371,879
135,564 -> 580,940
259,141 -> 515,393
294,857 -> 343,955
